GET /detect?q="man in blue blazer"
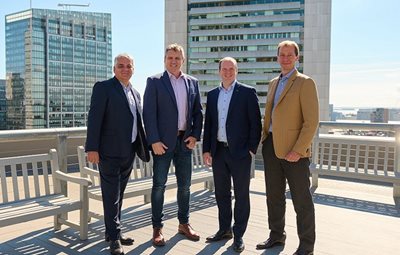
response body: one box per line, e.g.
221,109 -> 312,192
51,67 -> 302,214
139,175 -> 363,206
203,57 -> 262,252
86,54 -> 149,255
143,43 -> 203,246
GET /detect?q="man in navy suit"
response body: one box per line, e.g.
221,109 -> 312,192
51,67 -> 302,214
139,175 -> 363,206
143,43 -> 203,246
203,57 -> 261,253
86,53 -> 149,255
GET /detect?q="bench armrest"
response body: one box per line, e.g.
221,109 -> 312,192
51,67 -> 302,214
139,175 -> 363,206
54,170 -> 92,186
82,166 -> 100,178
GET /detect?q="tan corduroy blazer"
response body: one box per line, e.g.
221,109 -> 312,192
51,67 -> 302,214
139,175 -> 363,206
262,70 -> 319,159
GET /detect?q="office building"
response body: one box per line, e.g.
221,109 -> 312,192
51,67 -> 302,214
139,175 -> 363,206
5,8 -> 112,129
371,108 -> 389,123
0,79 -> 6,130
165,0 -> 331,120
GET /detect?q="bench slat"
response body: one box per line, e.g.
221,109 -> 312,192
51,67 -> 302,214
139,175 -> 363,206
0,195 -> 81,227
43,162 -> 51,195
0,165 -> 8,203
32,161 -> 41,197
11,164 -> 19,201
22,162 -> 30,199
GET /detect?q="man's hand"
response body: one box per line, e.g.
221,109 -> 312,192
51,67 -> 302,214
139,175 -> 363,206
203,152 -> 212,166
285,151 -> 301,162
152,142 -> 168,155
184,136 -> 197,150
87,151 -> 100,164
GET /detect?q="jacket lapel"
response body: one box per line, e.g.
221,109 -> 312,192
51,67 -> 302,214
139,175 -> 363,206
112,77 -> 132,113
161,71 -> 178,109
276,70 -> 298,106
227,82 -> 240,120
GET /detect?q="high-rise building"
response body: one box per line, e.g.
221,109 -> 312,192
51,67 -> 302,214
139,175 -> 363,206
0,79 -> 6,130
5,8 -> 112,129
165,0 -> 331,120
371,108 -> 389,123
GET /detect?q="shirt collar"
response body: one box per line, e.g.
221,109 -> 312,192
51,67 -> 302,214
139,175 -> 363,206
219,80 -> 236,92
120,81 -> 132,92
167,70 -> 184,80
280,68 -> 296,81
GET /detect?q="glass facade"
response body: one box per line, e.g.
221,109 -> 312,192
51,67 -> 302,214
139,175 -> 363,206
187,0 -> 305,110
5,9 -> 112,129
0,79 -> 6,130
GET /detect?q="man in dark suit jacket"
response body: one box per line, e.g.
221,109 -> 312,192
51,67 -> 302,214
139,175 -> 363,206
256,40 -> 319,255
143,43 -> 203,246
86,53 -> 149,255
203,57 -> 261,253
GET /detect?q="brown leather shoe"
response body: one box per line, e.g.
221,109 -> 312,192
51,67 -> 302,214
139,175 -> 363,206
178,223 -> 200,241
152,227 -> 165,246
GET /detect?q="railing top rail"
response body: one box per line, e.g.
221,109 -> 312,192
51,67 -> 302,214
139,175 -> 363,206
319,121 -> 400,131
0,127 -> 87,142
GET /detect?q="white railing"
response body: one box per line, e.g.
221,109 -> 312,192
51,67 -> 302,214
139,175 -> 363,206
0,122 -> 399,185
0,127 -> 87,173
311,122 -> 400,197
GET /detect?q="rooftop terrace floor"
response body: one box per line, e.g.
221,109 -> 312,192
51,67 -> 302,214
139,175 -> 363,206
1,170 -> 399,255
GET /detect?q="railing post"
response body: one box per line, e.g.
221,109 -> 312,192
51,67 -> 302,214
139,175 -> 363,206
311,123 -> 321,188
394,128 -> 400,198
56,134 -> 68,196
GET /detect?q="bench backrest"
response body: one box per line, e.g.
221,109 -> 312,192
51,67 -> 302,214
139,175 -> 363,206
0,149 -> 59,203
313,135 -> 396,176
77,142 -> 209,187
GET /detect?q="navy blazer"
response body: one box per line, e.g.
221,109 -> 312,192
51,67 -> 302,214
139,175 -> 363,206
143,71 -> 203,153
203,82 -> 262,159
85,76 -> 149,161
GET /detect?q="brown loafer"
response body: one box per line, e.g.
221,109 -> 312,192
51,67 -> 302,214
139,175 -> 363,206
178,223 -> 200,241
152,227 -> 166,246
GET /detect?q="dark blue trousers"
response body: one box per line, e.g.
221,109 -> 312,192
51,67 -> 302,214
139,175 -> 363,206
212,143 -> 252,238
99,142 -> 137,241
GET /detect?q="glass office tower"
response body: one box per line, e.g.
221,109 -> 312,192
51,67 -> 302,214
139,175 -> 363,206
165,0 -> 331,120
0,79 -> 6,130
5,9 -> 112,129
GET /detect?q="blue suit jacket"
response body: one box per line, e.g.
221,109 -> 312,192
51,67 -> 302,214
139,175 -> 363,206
143,71 -> 203,153
203,82 -> 262,159
85,76 -> 149,161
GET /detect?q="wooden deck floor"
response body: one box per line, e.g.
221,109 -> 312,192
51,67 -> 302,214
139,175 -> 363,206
1,170 -> 400,255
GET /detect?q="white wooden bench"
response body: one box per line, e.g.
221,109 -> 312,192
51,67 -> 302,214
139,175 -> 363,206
77,142 -> 214,220
310,135 -> 400,198
0,149 -> 92,240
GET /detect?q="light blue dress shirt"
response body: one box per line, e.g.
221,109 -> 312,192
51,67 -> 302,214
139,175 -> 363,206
121,83 -> 137,143
217,81 -> 236,143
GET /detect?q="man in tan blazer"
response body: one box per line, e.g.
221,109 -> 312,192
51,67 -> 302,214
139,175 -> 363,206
256,40 -> 319,255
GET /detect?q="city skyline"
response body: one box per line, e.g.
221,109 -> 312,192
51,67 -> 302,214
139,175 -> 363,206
0,0 -> 399,108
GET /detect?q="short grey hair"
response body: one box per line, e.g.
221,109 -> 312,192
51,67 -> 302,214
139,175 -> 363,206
114,53 -> 134,67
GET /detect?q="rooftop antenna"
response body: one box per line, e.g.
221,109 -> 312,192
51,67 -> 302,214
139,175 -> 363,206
58,3 -> 90,10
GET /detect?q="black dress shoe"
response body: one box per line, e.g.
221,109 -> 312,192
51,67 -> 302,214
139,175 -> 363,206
105,235 -> 134,245
232,237 -> 245,253
256,236 -> 286,249
206,229 -> 233,242
293,248 -> 314,255
109,240 -> 124,255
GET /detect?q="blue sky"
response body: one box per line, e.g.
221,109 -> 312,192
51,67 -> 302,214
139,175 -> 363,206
0,0 -> 399,108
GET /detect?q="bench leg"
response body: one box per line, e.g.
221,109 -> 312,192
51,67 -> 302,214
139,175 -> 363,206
144,194 -> 151,204
205,180 -> 214,191
80,186 -> 89,240
311,172 -> 319,188
394,183 -> 400,198
54,214 -> 62,230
